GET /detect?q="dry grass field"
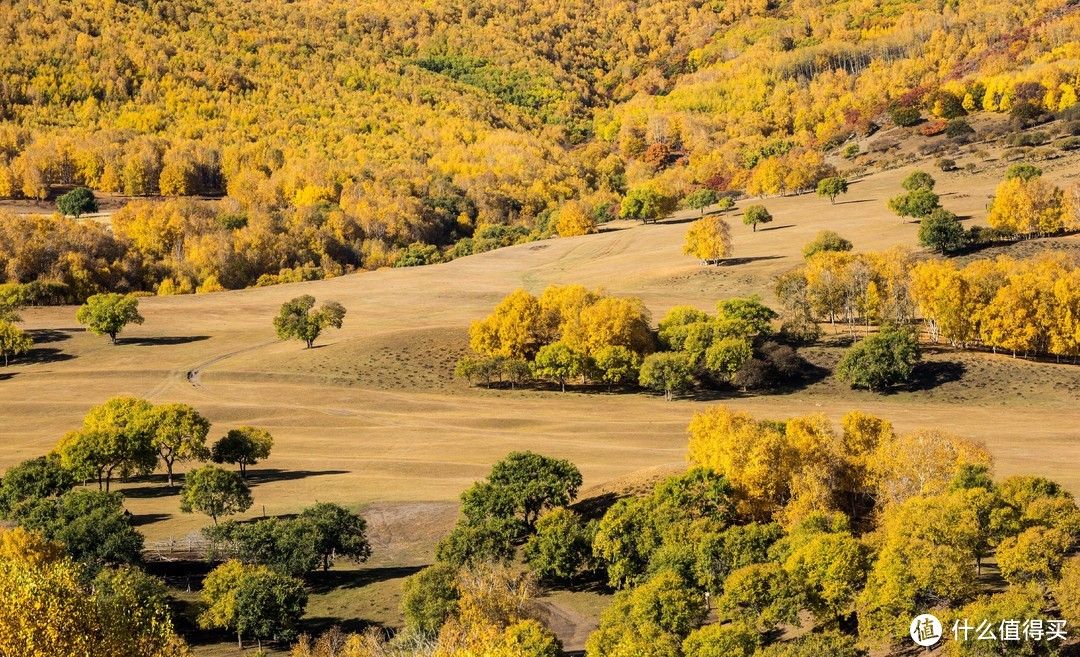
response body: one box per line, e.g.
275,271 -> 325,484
2,138 -> 1079,653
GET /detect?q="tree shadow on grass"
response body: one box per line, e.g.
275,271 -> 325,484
244,468 -> 350,486
23,347 -> 75,365
757,224 -> 794,231
306,565 -> 426,595
131,512 -> 171,527
906,359 -> 966,392
0,372 -> 16,381
120,335 -> 211,346
27,328 -> 77,344
720,255 -> 785,266
123,484 -> 183,499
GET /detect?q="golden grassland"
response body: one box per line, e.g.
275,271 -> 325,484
1,140 -> 1079,653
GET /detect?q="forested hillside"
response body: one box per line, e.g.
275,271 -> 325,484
0,0 -> 1077,299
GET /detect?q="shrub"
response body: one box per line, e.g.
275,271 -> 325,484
890,106 -> 921,127
835,328 -> 921,392
945,119 -> 975,139
919,119 -> 947,136
56,187 -> 98,217
936,158 -> 957,172
1058,137 -> 1080,151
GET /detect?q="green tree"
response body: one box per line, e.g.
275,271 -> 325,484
75,294 -> 144,344
592,344 -> 642,388
802,230 -> 852,259
754,630 -> 860,657
715,296 -> 777,336
704,337 -> 753,380
1004,163 -> 1042,181
742,204 -> 773,232
55,397 -> 157,491
719,562 -> 805,631
815,177 -> 848,204
0,320 -> 32,366
297,501 -> 372,571
782,532 -> 869,622
620,186 -> 678,224
531,341 -> 584,392
682,621 -> 760,657
888,188 -> 940,221
919,208 -> 966,253
902,170 -> 936,191
890,106 -> 921,127
149,403 -> 210,487
12,489 -> 144,575
204,518 -> 320,577
211,426 -> 273,477
685,189 -> 719,215
586,571 -> 707,657
198,560 -> 307,650
401,562 -> 460,639
233,564 -> 308,649
56,187 -> 98,217
484,451 -> 583,530
273,295 -> 346,348
93,565 -> 184,657
945,586 -> 1049,657
0,455 -> 74,518
524,508 -> 593,582
179,465 -> 253,525
435,516 -> 520,567
639,352 -> 693,400
835,328 -> 921,392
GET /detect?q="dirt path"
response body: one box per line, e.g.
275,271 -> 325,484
534,599 -> 598,653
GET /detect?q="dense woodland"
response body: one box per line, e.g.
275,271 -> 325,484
0,0 -> 1078,298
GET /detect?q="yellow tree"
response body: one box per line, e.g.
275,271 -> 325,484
554,200 -> 595,237
469,289 -> 544,359
683,216 -> 733,265
987,177 -> 1076,237
561,296 -> 652,356
870,429 -> 993,508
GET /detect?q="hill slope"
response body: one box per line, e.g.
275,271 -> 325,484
3,158 -> 1080,545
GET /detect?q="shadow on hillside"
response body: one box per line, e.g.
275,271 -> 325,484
27,328 -> 77,344
571,492 -> 621,522
123,484 -> 182,499
131,512 -> 171,527
0,372 -> 16,381
245,468 -> 350,486
307,565 -> 426,595
758,224 -> 794,231
120,335 -> 210,346
23,347 -> 75,365
840,198 -> 875,205
906,359 -> 966,392
722,255 -> 784,266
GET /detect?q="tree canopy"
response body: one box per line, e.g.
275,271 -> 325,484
273,295 -> 347,348
75,294 -> 144,344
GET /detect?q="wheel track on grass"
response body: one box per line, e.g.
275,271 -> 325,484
141,340 -> 278,399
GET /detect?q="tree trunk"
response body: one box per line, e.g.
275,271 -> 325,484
110,332 -> 118,344
560,380 -> 565,392
166,460 -> 175,487
238,633 -> 242,649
